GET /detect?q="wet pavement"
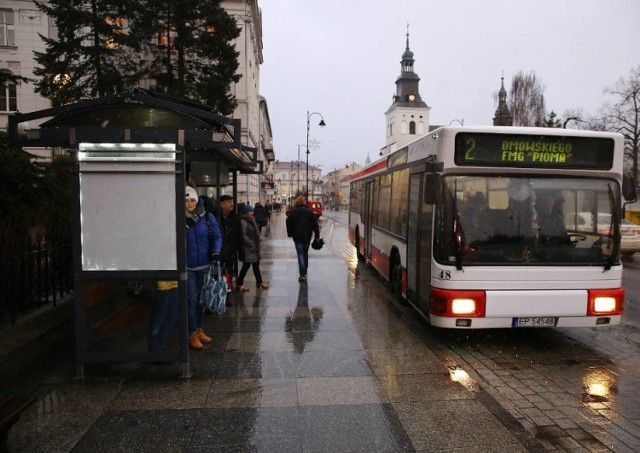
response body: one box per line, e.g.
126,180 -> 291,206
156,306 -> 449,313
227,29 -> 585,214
5,211 -> 547,452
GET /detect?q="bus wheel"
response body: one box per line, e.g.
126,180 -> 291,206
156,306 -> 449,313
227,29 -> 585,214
390,253 -> 403,298
355,229 -> 365,261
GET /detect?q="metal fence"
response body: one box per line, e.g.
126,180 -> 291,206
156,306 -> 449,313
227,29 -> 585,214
0,233 -> 73,326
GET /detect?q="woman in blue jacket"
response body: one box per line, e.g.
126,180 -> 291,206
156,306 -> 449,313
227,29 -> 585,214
185,186 -> 222,350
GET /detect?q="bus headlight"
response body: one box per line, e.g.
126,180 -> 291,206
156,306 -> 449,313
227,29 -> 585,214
593,297 -> 616,313
587,288 -> 624,315
430,288 -> 486,317
452,299 -> 476,315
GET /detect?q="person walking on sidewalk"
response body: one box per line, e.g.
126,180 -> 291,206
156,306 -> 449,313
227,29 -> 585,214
286,196 -> 320,282
236,204 -> 269,291
186,186 -> 222,350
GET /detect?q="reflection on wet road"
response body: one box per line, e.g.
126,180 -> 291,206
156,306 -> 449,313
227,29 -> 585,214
6,211 -> 640,451
324,211 -> 640,451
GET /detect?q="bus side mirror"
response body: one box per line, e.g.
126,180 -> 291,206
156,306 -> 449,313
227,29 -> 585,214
622,171 -> 636,202
424,173 -> 442,204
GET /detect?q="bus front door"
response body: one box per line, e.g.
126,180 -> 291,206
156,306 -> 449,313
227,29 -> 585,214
407,175 -> 420,302
407,173 -> 432,316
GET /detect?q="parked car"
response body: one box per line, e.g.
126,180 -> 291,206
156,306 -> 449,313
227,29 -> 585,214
308,201 -> 323,218
575,212 -> 640,257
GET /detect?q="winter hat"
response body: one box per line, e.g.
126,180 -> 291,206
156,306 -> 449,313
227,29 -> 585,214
185,186 -> 198,201
241,204 -> 254,214
220,194 -> 233,202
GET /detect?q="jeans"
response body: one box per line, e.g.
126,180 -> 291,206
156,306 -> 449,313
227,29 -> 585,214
187,268 -> 208,334
294,240 -> 311,276
148,288 -> 179,352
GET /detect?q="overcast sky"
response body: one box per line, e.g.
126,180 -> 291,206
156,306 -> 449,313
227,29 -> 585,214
259,0 -> 640,174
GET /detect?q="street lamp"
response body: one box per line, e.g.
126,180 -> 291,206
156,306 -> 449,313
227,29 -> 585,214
306,110 -> 326,199
449,118 -> 464,126
297,144 -> 308,195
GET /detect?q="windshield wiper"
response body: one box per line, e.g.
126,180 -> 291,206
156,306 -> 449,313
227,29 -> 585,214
452,182 -> 463,270
605,184 -> 620,271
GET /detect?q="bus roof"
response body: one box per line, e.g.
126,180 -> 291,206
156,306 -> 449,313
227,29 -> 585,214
350,126 -> 625,182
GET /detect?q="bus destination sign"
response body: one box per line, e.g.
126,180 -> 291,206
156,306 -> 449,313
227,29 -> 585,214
454,133 -> 614,170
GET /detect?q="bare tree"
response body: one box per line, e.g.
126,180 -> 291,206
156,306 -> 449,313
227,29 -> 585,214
560,108 -> 588,129
509,70 -> 546,127
600,65 -> 640,185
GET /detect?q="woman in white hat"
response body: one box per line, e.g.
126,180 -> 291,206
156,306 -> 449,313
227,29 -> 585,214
185,186 -> 222,350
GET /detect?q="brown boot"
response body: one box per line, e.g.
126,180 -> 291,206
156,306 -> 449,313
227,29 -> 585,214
197,328 -> 212,344
189,332 -> 203,350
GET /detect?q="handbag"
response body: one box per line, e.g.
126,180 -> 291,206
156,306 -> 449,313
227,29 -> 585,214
200,262 -> 227,315
311,237 -> 325,250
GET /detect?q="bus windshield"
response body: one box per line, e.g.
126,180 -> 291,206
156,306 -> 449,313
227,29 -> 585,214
434,175 -> 620,266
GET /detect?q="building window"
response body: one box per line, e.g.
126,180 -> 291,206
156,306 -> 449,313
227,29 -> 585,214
0,9 -> 15,46
409,121 -> 416,134
0,71 -> 17,112
157,22 -> 176,49
105,17 -> 125,49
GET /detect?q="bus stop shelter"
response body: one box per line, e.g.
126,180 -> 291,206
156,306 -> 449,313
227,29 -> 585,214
8,88 -> 261,378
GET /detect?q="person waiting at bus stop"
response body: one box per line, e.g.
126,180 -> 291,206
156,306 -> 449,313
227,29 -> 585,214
217,194 -> 239,289
286,196 -> 320,282
186,186 -> 222,350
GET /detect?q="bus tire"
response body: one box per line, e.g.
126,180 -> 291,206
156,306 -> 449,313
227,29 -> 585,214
390,251 -> 403,299
355,229 -> 365,261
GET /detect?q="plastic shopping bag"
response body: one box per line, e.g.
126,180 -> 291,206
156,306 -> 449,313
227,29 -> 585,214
200,262 -> 227,315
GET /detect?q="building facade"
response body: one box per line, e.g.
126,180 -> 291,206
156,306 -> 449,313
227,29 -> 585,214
270,160 -> 322,206
0,1 -> 51,146
322,162 -> 361,210
0,0 -> 275,194
221,0 -> 275,205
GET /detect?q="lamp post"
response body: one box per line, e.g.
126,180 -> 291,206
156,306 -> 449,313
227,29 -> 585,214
449,118 -> 464,126
297,144 -> 308,195
306,110 -> 326,200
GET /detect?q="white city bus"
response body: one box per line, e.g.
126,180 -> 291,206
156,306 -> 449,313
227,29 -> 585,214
349,126 -> 635,329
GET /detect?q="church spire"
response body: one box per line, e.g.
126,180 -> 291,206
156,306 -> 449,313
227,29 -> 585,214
402,23 -> 414,74
390,24 -> 426,108
383,25 -> 431,153
493,74 -> 513,126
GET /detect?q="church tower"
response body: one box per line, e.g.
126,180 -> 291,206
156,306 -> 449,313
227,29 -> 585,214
383,27 -> 430,154
493,76 -> 513,126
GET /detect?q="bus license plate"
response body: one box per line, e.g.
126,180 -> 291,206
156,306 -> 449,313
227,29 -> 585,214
513,317 -> 557,327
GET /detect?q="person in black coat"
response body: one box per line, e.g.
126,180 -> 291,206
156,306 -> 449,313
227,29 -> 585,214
253,202 -> 268,233
285,196 -> 320,282
217,194 -> 239,285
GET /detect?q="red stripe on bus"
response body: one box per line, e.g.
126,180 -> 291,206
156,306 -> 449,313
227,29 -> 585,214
350,159 -> 387,180
371,246 -> 390,280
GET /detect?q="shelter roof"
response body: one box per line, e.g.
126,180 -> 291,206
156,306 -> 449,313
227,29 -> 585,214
8,88 -> 258,172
